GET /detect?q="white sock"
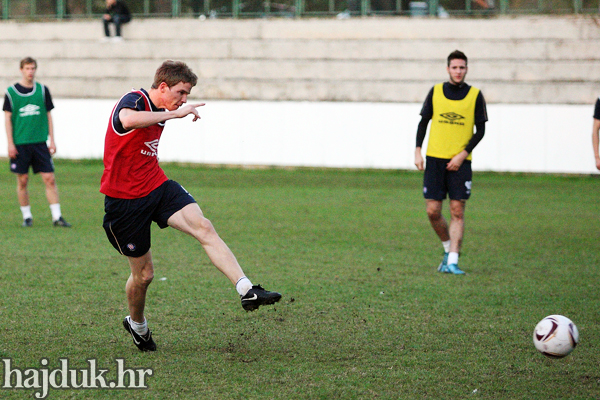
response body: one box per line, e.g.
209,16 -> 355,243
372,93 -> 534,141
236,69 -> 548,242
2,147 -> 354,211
49,203 -> 61,221
20,205 -> 32,220
235,276 -> 253,296
128,316 -> 149,336
448,252 -> 459,265
442,240 -> 451,253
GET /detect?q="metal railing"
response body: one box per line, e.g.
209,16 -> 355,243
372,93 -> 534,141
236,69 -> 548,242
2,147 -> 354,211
0,0 -> 597,20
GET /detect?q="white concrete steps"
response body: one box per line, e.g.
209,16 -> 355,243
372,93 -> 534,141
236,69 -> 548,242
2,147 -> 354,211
0,16 -> 598,103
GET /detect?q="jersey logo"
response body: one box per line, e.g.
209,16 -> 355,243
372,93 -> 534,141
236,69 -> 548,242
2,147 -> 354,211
438,112 -> 465,126
439,112 -> 464,121
141,139 -> 159,157
18,104 -> 41,117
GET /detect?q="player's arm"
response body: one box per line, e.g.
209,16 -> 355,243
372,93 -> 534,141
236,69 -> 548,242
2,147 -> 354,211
119,103 -> 205,131
415,89 -> 434,171
447,122 -> 485,171
3,94 -> 18,158
414,117 -> 430,171
593,118 -> 600,170
414,148 -> 424,171
43,86 -> 56,155
4,111 -> 17,158
446,150 -> 469,171
447,92 -> 488,171
47,111 -> 56,155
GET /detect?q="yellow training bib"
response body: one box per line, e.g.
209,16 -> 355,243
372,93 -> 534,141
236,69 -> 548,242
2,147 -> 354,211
426,83 -> 479,161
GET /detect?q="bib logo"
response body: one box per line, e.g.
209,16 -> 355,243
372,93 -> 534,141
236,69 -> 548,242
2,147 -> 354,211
19,104 -> 41,117
141,139 -> 159,157
438,112 -> 465,126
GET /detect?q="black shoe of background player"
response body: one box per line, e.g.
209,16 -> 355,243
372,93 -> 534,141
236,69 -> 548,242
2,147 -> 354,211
53,216 -> 72,227
241,284 -> 282,311
123,317 -> 157,352
22,218 -> 33,227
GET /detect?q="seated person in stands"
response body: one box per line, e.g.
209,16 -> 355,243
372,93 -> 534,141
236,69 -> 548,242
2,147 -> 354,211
103,0 -> 131,41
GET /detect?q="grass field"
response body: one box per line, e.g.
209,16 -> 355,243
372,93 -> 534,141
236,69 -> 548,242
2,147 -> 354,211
0,159 -> 599,399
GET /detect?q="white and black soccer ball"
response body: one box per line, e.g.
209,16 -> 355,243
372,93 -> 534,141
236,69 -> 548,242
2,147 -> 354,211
533,315 -> 579,358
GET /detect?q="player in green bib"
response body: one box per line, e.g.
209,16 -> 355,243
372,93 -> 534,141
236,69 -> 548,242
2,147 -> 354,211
3,57 -> 71,228
414,50 -> 488,275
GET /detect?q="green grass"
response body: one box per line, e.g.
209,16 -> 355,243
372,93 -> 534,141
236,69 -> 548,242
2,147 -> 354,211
0,159 -> 598,399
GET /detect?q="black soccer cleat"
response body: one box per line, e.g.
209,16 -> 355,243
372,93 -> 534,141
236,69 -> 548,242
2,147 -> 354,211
53,216 -> 72,227
122,317 -> 157,352
22,218 -> 33,227
240,284 -> 282,311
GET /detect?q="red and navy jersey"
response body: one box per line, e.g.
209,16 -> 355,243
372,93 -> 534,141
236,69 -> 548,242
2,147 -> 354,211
100,89 -> 168,199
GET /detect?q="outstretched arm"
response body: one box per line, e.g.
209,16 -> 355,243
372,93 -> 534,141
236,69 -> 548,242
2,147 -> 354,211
119,103 -> 205,131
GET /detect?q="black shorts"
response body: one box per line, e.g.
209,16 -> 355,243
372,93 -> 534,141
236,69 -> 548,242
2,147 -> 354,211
10,142 -> 54,174
103,180 -> 197,258
423,156 -> 472,201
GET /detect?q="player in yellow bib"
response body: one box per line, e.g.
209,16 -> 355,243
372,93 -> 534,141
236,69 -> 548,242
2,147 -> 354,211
414,50 -> 488,275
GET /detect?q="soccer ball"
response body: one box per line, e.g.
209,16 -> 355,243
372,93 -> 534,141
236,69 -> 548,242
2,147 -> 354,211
532,315 -> 579,358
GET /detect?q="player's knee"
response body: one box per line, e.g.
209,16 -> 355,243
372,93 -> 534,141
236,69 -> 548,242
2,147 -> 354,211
426,208 -> 442,220
143,273 -> 154,286
193,216 -> 218,242
137,271 -> 154,287
198,215 -> 215,232
17,175 -> 29,189
132,262 -> 155,287
450,206 -> 465,220
42,174 -> 56,187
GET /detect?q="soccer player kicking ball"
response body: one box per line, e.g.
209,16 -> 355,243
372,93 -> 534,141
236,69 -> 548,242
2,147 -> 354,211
100,60 -> 281,351
414,50 -> 488,275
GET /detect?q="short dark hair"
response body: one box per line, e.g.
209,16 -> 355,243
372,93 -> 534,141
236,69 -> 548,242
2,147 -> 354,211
151,60 -> 198,89
20,57 -> 37,69
447,50 -> 467,66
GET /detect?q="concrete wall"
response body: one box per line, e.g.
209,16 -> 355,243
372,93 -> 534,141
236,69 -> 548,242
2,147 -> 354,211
0,16 -> 599,104
0,99 -> 597,174
1,17 -> 598,174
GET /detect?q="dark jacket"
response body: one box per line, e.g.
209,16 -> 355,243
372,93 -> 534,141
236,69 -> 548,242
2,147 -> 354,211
105,1 -> 131,18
